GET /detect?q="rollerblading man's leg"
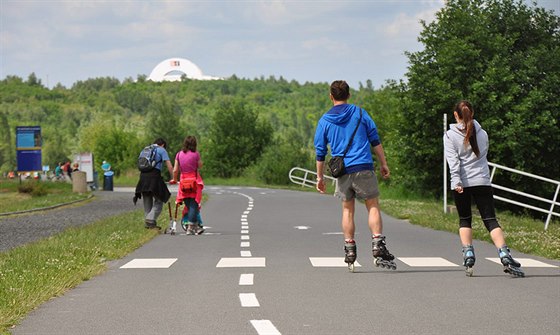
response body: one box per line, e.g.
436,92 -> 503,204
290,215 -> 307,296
498,246 -> 524,277
344,240 -> 357,272
341,200 -> 357,272
372,235 -> 396,270
366,198 -> 397,270
462,244 -> 475,276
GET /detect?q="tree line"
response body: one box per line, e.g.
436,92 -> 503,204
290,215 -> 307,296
1,0 -> 558,214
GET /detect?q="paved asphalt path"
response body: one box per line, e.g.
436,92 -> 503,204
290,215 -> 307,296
10,186 -> 560,335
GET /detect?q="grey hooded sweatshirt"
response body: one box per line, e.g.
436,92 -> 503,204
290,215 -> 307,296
443,119 -> 491,190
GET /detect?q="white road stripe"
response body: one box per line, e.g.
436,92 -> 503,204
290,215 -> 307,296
216,257 -> 266,267
120,258 -> 177,269
309,257 -> 361,267
241,235 -> 250,240
250,320 -> 281,335
239,274 -> 254,285
398,257 -> 459,267
241,241 -> 250,247
241,230 -> 249,234
486,258 -> 558,267
239,293 -> 260,307
241,250 -> 252,257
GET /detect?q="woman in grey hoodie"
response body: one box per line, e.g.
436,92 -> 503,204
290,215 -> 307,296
444,100 -> 524,277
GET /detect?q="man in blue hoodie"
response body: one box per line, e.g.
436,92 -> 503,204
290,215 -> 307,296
314,80 -> 395,271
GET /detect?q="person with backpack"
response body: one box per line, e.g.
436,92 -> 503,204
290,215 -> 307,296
133,138 -> 175,230
173,135 -> 204,235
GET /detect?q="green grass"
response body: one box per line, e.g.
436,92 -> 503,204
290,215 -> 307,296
0,210 -> 158,333
0,180 -> 90,214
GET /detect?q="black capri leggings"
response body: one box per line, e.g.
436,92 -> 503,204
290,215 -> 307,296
453,185 -> 501,232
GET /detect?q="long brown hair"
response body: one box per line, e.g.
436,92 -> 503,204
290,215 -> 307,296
182,136 -> 197,153
454,100 -> 480,157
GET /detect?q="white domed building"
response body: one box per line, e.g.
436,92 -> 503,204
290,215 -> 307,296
147,58 -> 221,82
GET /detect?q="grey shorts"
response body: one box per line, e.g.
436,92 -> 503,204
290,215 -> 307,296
335,170 -> 380,201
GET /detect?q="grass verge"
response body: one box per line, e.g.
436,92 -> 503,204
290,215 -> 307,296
0,210 -> 158,333
0,180 -> 90,214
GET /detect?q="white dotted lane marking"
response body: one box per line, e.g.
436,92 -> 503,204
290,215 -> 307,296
250,320 -> 281,335
216,257 -> 266,267
241,230 -> 249,234
241,235 -> 250,240
398,257 -> 459,267
241,242 -> 250,247
309,257 -> 362,268
241,250 -> 252,257
239,274 -> 254,285
239,293 -> 260,307
120,258 -> 177,269
486,258 -> 558,267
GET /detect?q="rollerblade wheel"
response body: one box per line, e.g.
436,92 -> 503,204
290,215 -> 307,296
465,267 -> 473,277
391,264 -> 397,270
374,259 -> 380,267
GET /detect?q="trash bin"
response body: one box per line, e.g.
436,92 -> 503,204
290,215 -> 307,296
103,171 -> 114,191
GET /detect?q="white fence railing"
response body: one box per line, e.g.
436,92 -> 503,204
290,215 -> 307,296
288,167 -> 337,190
487,162 -> 560,230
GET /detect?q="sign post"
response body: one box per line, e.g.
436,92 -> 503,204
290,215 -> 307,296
16,126 -> 42,173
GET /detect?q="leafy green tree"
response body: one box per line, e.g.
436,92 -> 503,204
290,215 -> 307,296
248,129 -> 311,184
145,94 -> 183,156
397,0 -> 560,197
204,98 -> 273,178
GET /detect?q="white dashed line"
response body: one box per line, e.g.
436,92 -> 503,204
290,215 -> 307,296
241,235 -> 250,240
241,241 -> 250,247
216,257 -> 266,267
398,257 -> 459,267
239,293 -> 260,307
250,320 -> 281,335
241,230 -> 249,234
241,250 -> 252,257
120,258 -> 177,269
239,274 -> 254,286
486,258 -> 558,267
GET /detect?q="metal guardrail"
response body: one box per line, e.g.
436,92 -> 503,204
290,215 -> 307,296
288,167 -> 337,190
488,162 -> 560,230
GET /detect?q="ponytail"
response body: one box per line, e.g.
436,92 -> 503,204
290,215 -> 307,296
454,100 -> 480,157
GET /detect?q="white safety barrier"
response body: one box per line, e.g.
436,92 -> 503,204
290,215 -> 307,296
288,167 -> 337,190
488,162 -> 560,230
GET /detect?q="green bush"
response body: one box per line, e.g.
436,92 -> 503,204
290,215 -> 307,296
17,181 -> 48,197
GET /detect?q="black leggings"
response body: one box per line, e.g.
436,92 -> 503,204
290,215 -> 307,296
453,185 -> 501,232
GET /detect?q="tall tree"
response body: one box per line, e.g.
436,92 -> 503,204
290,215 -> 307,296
204,98 -> 273,178
397,0 -> 560,197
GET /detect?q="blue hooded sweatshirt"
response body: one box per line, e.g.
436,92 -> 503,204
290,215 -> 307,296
314,103 -> 381,174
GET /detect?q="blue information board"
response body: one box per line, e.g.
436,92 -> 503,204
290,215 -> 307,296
16,126 -> 42,172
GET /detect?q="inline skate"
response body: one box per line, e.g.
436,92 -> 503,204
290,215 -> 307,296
344,240 -> 357,272
499,246 -> 524,277
372,235 -> 397,270
462,245 -> 475,277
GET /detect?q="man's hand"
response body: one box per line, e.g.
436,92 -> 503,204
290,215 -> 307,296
316,177 -> 326,194
169,179 -> 177,185
380,164 -> 390,179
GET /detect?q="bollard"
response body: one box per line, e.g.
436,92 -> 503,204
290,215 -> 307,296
72,171 -> 88,193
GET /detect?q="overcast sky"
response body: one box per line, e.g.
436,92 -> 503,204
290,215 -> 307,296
1,0 -> 558,90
